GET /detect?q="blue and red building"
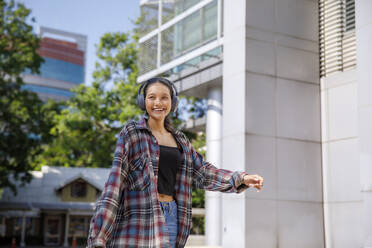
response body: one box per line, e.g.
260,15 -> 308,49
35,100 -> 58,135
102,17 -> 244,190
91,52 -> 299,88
23,26 -> 87,101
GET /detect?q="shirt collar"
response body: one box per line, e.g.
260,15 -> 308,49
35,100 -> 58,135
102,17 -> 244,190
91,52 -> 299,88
135,114 -> 150,131
134,114 -> 181,136
135,115 -> 188,152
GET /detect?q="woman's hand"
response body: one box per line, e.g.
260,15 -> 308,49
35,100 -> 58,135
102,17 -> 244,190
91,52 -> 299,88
243,174 -> 264,192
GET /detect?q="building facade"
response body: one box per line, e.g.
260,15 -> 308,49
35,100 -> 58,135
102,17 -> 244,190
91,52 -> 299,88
0,166 -> 110,247
138,0 -> 372,247
22,26 -> 87,101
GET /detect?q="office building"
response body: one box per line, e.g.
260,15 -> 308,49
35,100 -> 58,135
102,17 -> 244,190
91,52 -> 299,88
23,26 -> 87,101
138,0 -> 372,247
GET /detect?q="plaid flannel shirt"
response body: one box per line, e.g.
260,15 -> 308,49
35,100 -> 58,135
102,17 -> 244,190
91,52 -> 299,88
87,115 -> 249,248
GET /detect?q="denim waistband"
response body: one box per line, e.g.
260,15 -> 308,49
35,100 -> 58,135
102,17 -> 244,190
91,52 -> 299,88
159,200 -> 177,213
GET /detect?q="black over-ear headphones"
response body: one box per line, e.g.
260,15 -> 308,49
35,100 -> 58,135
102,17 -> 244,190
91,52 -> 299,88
136,77 -> 179,112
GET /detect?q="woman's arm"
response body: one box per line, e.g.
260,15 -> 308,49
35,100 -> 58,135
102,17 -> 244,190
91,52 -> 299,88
87,130 -> 130,248
190,145 -> 250,193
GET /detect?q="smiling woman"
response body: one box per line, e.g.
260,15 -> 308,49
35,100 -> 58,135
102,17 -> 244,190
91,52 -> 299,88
87,77 -> 264,248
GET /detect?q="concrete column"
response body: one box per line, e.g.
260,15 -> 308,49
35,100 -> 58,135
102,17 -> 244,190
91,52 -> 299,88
355,1 -> 372,247
205,86 -> 222,246
63,211 -> 70,247
222,0 -> 247,246
20,213 -> 26,248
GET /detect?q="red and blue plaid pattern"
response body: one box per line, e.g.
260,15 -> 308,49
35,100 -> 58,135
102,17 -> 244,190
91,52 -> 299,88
87,115 -> 249,248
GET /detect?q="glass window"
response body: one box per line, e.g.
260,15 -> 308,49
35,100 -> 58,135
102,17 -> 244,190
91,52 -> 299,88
183,0 -> 201,11
70,181 -> 87,198
24,57 -> 84,84
160,0 -> 218,66
162,0 -> 202,24
22,85 -> 74,98
162,0 -> 176,24
182,11 -> 201,52
140,0 -> 219,73
39,57 -> 84,84
161,25 -> 174,65
13,218 -> 22,236
202,0 -> 217,41
221,0 -> 224,36
139,1 -> 159,37
69,216 -> 89,237
7,217 -> 39,236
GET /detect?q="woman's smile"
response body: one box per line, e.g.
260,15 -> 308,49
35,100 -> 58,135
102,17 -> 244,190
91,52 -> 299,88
152,107 -> 165,112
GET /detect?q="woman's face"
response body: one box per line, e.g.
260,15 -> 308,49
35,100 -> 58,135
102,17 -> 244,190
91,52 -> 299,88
145,82 -> 172,122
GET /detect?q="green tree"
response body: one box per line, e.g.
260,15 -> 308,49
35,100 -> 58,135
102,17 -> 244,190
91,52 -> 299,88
35,32 -> 141,168
0,0 -> 57,194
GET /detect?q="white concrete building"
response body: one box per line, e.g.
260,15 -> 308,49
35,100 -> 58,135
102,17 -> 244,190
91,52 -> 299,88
137,0 -> 372,247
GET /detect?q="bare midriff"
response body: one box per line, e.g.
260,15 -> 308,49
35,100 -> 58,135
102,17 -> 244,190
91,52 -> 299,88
158,193 -> 174,202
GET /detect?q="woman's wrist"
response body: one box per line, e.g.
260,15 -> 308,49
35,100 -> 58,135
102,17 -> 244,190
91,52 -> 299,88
242,174 -> 250,187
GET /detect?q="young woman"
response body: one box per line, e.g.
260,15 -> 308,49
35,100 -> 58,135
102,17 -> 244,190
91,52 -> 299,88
87,77 -> 264,248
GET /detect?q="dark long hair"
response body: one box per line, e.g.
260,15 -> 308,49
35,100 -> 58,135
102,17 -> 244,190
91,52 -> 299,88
143,80 -> 175,133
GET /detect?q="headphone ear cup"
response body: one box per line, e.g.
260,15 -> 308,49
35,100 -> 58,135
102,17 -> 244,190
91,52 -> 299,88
136,82 -> 147,111
136,94 -> 146,111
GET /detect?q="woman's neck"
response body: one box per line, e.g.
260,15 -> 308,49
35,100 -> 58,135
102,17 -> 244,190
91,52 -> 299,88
147,117 -> 168,134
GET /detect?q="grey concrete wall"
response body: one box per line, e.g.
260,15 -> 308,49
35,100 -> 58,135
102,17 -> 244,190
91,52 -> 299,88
222,0 -> 323,247
355,0 -> 372,246
321,70 -> 363,248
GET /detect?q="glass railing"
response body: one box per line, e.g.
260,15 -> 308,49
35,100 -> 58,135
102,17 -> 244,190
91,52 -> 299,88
168,46 -> 222,74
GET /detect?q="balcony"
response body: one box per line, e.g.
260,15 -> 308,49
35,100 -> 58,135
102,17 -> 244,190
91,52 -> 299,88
138,0 -> 223,83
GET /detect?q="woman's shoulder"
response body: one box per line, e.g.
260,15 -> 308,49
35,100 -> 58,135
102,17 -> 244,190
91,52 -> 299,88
173,128 -> 187,139
117,117 -> 141,137
172,129 -> 192,148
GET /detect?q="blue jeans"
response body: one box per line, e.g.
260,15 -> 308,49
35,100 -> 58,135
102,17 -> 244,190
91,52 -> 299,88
160,200 -> 178,248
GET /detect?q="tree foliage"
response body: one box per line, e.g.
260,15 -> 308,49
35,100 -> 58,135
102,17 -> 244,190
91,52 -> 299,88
35,32 -> 142,168
0,0 -> 58,194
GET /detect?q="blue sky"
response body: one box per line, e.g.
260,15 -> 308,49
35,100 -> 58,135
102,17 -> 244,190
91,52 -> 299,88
18,0 -> 140,86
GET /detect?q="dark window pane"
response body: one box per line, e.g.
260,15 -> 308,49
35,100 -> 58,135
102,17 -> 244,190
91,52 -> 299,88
71,181 -> 87,198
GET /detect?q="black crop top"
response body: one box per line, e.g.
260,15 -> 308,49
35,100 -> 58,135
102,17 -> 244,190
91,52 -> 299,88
157,145 -> 182,196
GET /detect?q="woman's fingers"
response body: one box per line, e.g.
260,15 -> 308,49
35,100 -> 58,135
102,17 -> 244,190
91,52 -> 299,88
245,174 -> 264,192
251,175 -> 264,185
248,183 -> 263,192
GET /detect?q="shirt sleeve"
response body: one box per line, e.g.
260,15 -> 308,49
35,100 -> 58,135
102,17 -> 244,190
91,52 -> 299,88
87,130 -> 130,248
190,145 -> 249,193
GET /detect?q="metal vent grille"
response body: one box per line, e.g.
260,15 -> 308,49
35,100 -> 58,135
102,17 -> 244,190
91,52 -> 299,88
345,0 -> 355,32
319,0 -> 356,77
